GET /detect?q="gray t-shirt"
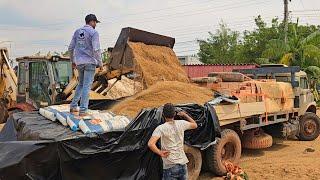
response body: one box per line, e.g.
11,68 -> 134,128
152,120 -> 192,169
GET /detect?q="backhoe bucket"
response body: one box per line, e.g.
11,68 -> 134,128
109,27 -> 175,70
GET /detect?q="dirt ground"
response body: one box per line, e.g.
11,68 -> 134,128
200,109 -> 320,180
200,137 -> 320,180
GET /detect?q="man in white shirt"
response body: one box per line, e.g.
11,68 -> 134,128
148,103 -> 198,180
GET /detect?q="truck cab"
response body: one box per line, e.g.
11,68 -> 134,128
16,55 -> 72,109
273,71 -> 315,115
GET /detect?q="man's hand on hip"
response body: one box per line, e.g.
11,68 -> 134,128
72,63 -> 76,69
159,150 -> 170,158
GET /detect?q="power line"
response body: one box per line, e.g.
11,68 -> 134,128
105,0 -> 216,22
100,15 -> 276,42
291,9 -> 320,12
106,0 -> 270,25
158,15 -> 275,35
0,0 -> 275,32
299,0 -> 305,9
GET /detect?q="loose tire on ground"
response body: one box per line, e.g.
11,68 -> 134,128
205,129 -> 241,176
184,145 -> 202,180
242,131 -> 273,149
298,112 -> 320,141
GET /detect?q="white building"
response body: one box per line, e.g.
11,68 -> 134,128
178,55 -> 203,65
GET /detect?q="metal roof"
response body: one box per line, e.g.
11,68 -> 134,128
183,63 -> 259,66
16,55 -> 70,61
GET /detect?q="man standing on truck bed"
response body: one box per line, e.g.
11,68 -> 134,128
148,103 -> 198,180
68,14 -> 103,116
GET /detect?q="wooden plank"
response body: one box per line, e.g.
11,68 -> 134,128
239,101 -> 266,117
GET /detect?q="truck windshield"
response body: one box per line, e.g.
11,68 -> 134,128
53,61 -> 72,85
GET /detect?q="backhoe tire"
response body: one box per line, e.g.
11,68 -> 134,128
184,145 -> 202,180
205,129 -> 241,176
0,103 -> 8,124
298,112 -> 320,141
242,131 -> 273,149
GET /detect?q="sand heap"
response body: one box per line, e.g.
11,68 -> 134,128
128,42 -> 189,88
111,81 -> 213,118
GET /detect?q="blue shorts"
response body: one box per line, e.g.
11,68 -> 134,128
163,164 -> 188,180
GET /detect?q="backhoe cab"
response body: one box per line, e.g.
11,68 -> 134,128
16,55 -> 72,109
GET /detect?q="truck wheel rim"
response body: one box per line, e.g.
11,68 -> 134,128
304,119 -> 317,136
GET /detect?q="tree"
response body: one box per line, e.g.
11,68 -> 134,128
102,49 -> 110,63
198,16 -> 320,66
240,16 -> 283,63
198,22 -> 241,64
262,22 -> 320,68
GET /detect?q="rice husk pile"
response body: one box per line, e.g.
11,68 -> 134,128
110,81 -> 213,118
128,42 -> 189,88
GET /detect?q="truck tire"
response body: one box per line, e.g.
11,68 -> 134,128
298,112 -> 320,141
184,145 -> 202,180
205,129 -> 241,176
242,131 -> 273,149
201,151 -> 209,172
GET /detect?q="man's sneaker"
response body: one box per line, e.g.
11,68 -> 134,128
70,108 -> 79,115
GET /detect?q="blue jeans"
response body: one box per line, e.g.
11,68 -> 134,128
163,164 -> 188,180
70,64 -> 96,113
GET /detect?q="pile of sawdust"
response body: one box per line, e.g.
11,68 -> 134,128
110,81 -> 213,118
128,42 -> 189,88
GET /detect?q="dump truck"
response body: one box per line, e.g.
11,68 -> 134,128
192,66 -> 320,176
0,27 -> 175,123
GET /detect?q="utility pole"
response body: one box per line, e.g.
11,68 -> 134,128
283,0 -> 290,44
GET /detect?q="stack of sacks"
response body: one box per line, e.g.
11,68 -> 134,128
39,105 -> 131,134
79,113 -> 131,134
39,104 -> 70,126
66,110 -> 100,131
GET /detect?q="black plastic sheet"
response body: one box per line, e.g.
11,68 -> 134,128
0,103 -> 220,180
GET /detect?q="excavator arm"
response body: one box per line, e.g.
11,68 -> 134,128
0,48 -> 18,123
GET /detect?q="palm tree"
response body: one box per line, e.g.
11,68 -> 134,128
262,21 -> 320,68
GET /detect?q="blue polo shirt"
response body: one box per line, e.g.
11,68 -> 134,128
68,25 -> 103,67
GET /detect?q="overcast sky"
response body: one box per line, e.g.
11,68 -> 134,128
0,0 -> 319,58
